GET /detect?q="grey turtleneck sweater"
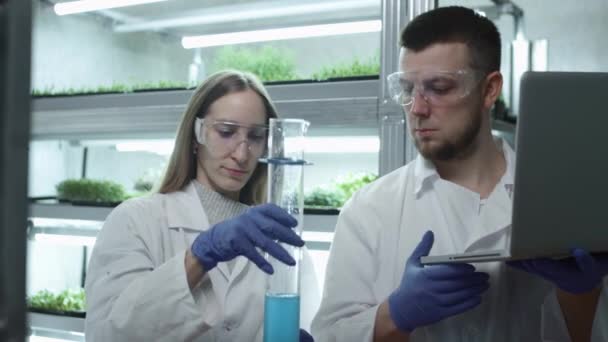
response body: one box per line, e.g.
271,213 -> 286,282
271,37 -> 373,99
193,181 -> 249,273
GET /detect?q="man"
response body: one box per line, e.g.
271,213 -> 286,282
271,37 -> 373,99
311,6 -> 607,342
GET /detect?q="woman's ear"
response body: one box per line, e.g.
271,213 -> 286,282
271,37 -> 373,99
482,71 -> 503,111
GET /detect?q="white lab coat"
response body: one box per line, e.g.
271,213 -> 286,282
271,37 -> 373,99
312,140 -> 608,342
85,181 -> 320,342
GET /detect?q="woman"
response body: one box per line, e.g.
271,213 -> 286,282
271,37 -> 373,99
85,70 -> 319,341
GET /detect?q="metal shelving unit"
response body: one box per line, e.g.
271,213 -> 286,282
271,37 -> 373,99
26,202 -> 337,340
30,79 -> 365,252
30,203 -> 113,222
29,312 -> 84,342
28,203 -> 338,248
31,79 -> 380,140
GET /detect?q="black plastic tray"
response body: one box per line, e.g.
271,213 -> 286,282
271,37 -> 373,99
28,307 -> 86,318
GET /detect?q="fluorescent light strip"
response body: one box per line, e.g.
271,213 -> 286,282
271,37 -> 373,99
182,20 -> 382,49
113,137 -> 378,154
115,140 -> 175,155
115,0 -> 378,33
30,217 -> 103,229
29,336 -> 84,342
34,233 -> 97,247
299,136 -> 380,154
302,231 -> 334,243
54,0 -> 168,16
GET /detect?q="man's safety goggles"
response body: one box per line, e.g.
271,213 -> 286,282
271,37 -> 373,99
386,69 -> 483,108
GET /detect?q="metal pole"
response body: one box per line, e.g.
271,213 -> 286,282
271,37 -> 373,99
378,0 -> 437,175
0,0 -> 32,340
81,147 -> 88,179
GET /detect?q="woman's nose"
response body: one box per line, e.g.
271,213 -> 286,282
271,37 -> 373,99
231,140 -> 250,163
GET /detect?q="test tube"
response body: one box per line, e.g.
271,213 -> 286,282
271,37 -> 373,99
263,118 -> 309,342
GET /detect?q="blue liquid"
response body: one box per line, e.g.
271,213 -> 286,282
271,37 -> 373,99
263,293 -> 300,342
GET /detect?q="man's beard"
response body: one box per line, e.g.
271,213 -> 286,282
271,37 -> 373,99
414,108 -> 483,161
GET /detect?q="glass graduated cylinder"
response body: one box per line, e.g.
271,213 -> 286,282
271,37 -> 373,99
266,161 -> 303,295
263,293 -> 300,342
263,118 -> 308,342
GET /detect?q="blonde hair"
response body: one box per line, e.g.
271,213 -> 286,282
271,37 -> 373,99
158,70 -> 278,205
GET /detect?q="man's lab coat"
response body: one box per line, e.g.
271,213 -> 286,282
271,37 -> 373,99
312,140 -> 607,342
85,181 -> 320,341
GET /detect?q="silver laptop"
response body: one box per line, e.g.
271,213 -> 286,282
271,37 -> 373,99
421,71 -> 608,265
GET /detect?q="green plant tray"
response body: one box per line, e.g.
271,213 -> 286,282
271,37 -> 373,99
32,75 -> 381,97
29,196 -> 122,208
57,199 -> 122,208
303,207 -> 340,215
319,75 -> 379,82
28,307 -> 86,318
131,87 -> 189,93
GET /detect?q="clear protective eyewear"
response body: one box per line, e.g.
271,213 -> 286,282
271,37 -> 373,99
194,117 -> 268,157
386,69 -> 482,108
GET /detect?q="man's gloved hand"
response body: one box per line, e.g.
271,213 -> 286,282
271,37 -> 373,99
191,203 -> 304,274
388,231 -> 490,333
299,329 -> 314,342
507,249 -> 608,294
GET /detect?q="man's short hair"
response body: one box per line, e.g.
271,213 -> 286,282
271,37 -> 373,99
400,6 -> 501,74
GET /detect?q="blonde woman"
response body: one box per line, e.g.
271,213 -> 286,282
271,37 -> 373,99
85,70 -> 319,341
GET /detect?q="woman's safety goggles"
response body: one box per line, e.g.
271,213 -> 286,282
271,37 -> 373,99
386,69 -> 482,108
194,117 -> 268,157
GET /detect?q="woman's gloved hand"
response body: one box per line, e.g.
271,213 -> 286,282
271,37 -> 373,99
388,231 -> 490,333
507,249 -> 608,294
191,203 -> 304,274
299,329 -> 314,342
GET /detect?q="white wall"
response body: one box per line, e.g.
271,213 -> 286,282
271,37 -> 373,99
33,0 -> 608,91
199,32 -> 381,80
85,146 -> 168,193
520,0 -> 608,72
27,241 -> 85,296
438,0 -> 608,72
27,140 -> 89,296
32,1 -> 380,91
31,1 -> 192,91
28,140 -> 82,197
439,0 -> 608,110
280,33 -> 381,78
304,152 -> 378,191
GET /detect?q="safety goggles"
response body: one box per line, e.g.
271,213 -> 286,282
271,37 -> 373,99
386,69 -> 483,108
194,117 -> 268,157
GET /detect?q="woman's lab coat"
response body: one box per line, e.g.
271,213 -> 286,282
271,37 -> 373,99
312,140 -> 608,342
85,181 -> 320,341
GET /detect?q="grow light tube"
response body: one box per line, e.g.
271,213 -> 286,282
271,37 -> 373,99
115,0 -> 379,33
114,140 -> 175,155
280,136 -> 379,154
33,233 -> 97,247
181,20 -> 382,49
114,137 -> 378,154
54,0 -> 168,16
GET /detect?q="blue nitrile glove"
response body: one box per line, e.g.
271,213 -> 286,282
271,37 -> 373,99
191,203 -> 304,274
299,329 -> 314,342
388,231 -> 490,333
507,249 -> 608,294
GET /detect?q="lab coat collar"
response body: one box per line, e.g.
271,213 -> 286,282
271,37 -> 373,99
413,154 -> 438,195
413,138 -> 515,196
500,139 -> 516,188
164,181 -> 247,281
165,180 -> 210,231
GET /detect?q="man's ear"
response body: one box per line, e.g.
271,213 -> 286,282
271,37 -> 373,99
482,71 -> 503,111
